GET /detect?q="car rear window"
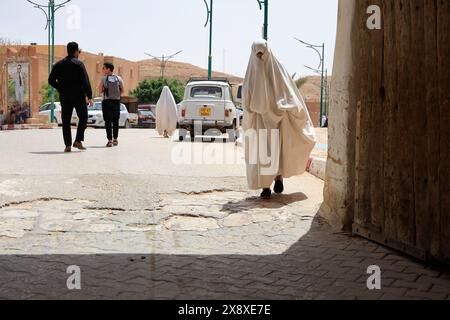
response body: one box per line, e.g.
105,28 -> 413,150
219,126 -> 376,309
191,86 -> 222,99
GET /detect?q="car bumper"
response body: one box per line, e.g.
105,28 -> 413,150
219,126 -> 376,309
179,120 -> 234,128
137,120 -> 155,128
86,118 -> 104,127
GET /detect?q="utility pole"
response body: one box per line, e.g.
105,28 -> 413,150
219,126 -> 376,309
144,51 -> 183,80
27,0 -> 71,123
256,0 -> 269,41
294,38 -> 326,127
203,0 -> 213,80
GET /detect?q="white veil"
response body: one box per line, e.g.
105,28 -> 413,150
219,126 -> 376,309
156,86 -> 178,136
242,40 -> 316,190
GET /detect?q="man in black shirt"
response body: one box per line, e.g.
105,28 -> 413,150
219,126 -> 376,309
49,42 -> 94,152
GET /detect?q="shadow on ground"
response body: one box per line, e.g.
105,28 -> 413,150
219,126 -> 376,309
221,193 -> 308,214
0,214 -> 449,300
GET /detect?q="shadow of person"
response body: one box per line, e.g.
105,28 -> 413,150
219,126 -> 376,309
29,151 -> 77,155
220,192 -> 308,214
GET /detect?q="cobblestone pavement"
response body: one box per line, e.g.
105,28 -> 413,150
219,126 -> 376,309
0,220 -> 449,300
0,129 -> 449,299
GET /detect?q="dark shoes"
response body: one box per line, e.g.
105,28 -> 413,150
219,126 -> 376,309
260,188 -> 272,199
73,141 -> 86,150
261,178 -> 284,199
274,179 -> 284,194
106,140 -> 118,147
64,146 -> 72,153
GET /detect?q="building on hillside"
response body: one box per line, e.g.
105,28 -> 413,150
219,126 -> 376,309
0,44 -> 139,119
304,98 -> 321,128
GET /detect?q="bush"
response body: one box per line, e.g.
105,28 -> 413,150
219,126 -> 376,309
295,77 -> 308,89
131,78 -> 185,104
40,84 -> 60,105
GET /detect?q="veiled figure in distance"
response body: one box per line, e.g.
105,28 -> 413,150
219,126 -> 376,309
156,86 -> 179,138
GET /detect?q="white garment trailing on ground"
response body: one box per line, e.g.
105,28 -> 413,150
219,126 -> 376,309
156,86 -> 178,136
242,40 -> 316,190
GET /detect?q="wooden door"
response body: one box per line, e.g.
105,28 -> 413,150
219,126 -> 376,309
351,0 -> 450,263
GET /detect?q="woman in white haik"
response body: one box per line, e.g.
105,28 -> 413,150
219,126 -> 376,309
242,40 -> 316,199
156,86 -> 178,138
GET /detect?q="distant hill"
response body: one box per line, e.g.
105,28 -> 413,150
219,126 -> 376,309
297,76 -> 331,101
138,59 -> 327,102
138,59 -> 243,85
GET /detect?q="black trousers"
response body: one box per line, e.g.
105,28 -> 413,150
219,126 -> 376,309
102,99 -> 121,141
61,96 -> 88,147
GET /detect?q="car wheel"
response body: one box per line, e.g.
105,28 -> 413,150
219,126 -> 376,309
124,120 -> 130,129
178,128 -> 186,141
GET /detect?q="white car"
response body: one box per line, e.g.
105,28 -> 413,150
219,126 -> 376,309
86,102 -> 132,128
39,102 -> 77,126
178,79 -> 238,141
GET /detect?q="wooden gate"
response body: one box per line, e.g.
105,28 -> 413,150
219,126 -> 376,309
351,0 -> 450,263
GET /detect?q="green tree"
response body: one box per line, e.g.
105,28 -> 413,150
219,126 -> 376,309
131,78 -> 185,104
39,83 -> 60,106
295,77 -> 309,89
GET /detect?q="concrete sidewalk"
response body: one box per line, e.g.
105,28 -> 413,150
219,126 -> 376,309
308,128 -> 328,181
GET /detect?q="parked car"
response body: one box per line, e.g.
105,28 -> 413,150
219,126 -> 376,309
138,104 -> 157,115
39,102 -> 77,126
235,83 -> 244,127
178,79 -> 238,141
137,109 -> 156,128
86,102 -> 133,128
236,83 -> 243,106
236,107 -> 244,127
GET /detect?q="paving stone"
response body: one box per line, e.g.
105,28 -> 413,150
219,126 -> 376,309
163,216 -> 219,231
404,290 -> 447,300
0,219 -> 35,238
222,214 -> 253,227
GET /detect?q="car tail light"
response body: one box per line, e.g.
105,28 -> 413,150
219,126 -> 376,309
225,109 -> 230,117
181,108 -> 186,117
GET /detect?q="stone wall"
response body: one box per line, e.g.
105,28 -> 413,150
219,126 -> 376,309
320,0 -> 356,231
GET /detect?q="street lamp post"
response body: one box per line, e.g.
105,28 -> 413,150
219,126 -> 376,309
305,65 -> 328,126
256,0 -> 269,41
144,51 -> 183,80
203,0 -> 213,80
27,0 -> 71,123
294,37 -> 325,127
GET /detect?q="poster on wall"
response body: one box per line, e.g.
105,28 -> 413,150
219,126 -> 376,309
7,62 -> 31,124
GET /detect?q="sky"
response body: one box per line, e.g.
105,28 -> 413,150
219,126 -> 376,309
0,0 -> 338,78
